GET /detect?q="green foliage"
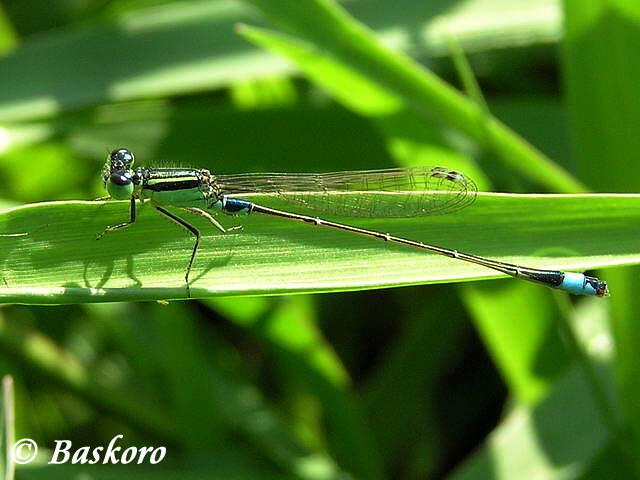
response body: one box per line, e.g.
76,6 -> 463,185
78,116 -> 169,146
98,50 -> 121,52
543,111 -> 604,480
1,0 -> 639,479
562,0 -> 640,475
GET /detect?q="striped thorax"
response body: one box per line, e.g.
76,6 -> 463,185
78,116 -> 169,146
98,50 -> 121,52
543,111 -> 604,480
103,149 -> 221,207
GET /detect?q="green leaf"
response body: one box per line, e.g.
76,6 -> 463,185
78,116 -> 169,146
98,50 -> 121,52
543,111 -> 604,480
563,0 -> 640,190
0,311 -> 176,442
236,21 -> 490,190
0,1 -> 267,121
235,21 -> 489,190
236,2 -> 583,192
0,0 -> 564,123
562,0 -> 640,466
1,193 -> 637,303
462,281 -> 571,404
361,290 -> 468,474
0,4 -> 17,55
208,296 -> 382,479
451,366 -> 614,480
451,299 -> 634,479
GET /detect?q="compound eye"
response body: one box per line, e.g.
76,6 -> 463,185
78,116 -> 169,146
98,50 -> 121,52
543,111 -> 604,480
109,148 -> 135,168
110,172 -> 132,186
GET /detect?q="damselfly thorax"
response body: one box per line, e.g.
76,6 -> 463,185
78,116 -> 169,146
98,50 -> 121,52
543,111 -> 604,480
134,168 -> 221,209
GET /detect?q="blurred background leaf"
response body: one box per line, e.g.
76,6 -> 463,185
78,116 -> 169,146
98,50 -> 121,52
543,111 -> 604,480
562,0 -> 640,475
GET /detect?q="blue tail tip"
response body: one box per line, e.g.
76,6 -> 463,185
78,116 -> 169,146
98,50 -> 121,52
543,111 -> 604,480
561,272 -> 609,297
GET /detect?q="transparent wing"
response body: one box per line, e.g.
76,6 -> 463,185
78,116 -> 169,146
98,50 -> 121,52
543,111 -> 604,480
215,167 -> 477,217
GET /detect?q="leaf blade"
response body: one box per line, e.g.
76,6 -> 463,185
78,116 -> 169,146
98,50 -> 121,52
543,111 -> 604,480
1,193 -> 637,303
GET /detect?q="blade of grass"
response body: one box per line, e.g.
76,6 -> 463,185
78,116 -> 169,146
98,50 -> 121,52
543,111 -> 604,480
236,0 -> 584,192
445,34 -> 490,117
0,0 -> 564,123
361,289 -> 469,475
450,33 -> 573,413
452,367 -> 614,479
0,314 -> 176,443
1,193 -> 638,304
208,296 -> 382,479
562,0 -> 640,468
462,281 -> 570,405
236,21 -> 487,187
151,301 -> 348,479
563,0 -> 640,192
0,1 -> 275,122
451,299 -> 633,479
423,0 -> 562,56
0,5 -> 17,56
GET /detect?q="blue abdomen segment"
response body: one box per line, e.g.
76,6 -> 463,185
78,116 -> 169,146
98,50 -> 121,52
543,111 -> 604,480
560,272 -> 598,296
218,197 -> 253,215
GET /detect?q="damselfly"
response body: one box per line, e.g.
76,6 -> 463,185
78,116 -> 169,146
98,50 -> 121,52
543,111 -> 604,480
98,148 -> 608,298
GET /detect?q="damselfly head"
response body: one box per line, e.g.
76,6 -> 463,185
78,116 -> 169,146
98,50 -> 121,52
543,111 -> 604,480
103,148 -> 134,183
103,148 -> 136,199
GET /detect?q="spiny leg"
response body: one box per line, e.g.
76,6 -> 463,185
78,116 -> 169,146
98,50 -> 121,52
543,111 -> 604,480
174,207 -> 244,296
179,207 -> 243,233
155,206 -> 200,298
97,197 -> 137,240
